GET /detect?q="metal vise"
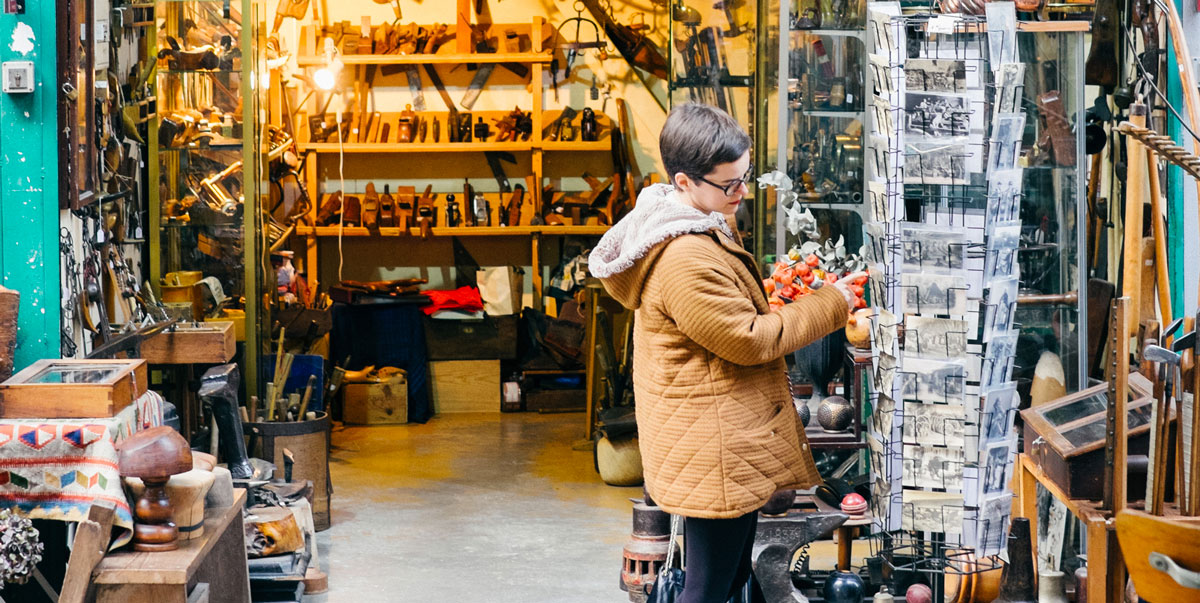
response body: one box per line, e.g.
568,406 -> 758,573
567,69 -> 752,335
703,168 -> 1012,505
752,511 -> 848,603
199,363 -> 253,479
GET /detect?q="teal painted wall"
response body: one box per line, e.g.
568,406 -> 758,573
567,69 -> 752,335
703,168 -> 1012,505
0,9 -> 61,369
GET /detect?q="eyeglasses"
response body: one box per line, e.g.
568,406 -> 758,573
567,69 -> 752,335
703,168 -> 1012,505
696,167 -> 753,197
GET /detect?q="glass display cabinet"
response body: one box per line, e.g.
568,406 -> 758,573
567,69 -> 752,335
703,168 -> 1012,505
1009,29 -> 1088,393
668,0 -> 764,247
149,0 -> 265,393
757,0 -> 867,265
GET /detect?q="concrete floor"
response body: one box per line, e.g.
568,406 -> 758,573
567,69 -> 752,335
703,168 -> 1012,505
305,412 -> 643,602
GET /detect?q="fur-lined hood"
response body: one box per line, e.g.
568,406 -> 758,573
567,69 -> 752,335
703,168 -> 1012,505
588,184 -> 732,309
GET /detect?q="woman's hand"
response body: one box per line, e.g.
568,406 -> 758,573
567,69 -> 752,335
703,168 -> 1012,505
832,271 -> 868,312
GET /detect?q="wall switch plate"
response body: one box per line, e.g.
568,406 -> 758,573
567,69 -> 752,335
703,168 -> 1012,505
2,62 -> 34,93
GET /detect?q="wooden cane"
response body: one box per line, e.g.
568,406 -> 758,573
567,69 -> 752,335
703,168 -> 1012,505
1123,105 -> 1148,337
1146,148 -> 1173,325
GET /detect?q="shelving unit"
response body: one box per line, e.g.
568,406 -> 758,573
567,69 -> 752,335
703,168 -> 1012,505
149,0 -> 265,396
281,16 -> 619,313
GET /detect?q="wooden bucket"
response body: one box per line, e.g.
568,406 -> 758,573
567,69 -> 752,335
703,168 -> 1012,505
246,412 -> 332,531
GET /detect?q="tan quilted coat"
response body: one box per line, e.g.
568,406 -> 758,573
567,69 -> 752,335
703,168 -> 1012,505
591,187 -> 847,518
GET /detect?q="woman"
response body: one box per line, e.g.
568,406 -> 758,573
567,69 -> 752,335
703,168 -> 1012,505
589,103 -> 863,603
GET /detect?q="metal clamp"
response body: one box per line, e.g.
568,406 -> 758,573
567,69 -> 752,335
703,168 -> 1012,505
1149,552 -> 1200,590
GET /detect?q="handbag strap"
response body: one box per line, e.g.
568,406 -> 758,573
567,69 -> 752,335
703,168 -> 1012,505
663,514 -> 682,572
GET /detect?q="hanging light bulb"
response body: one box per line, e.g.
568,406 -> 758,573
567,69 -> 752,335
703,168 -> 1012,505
313,38 -> 342,91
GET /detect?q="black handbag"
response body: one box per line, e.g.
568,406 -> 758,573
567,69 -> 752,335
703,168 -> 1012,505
645,515 -> 685,603
645,514 -> 761,603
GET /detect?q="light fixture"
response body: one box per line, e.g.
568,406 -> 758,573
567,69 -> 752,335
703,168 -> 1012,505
313,38 -> 343,91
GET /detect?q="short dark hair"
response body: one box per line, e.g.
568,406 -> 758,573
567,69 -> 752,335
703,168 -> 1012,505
659,103 -> 752,185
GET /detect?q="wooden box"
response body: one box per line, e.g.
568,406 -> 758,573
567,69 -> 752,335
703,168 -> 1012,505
0,359 -> 148,418
525,388 -> 586,413
429,360 -> 500,413
343,378 -> 408,424
423,315 -> 518,360
1021,372 -> 1156,500
140,321 -> 236,365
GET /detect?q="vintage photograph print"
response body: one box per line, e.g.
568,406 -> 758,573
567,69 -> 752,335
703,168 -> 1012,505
903,402 -> 966,448
902,444 -> 965,490
901,273 -> 969,316
904,141 -> 970,185
901,224 -> 966,274
904,316 -> 968,359
905,93 -> 971,138
899,357 -> 966,404
905,59 -> 967,94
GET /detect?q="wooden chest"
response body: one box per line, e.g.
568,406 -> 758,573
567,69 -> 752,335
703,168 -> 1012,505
0,359 -> 148,418
140,321 -> 236,365
1021,373 -> 1156,500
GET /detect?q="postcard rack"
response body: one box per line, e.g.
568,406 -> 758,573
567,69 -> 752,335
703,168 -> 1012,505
861,3 -> 1036,596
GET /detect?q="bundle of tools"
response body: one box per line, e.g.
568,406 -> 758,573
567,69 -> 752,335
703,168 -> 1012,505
305,106 -> 535,145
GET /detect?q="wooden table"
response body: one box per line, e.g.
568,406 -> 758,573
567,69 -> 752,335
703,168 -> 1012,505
1012,454 -> 1200,602
1013,453 -> 1113,602
90,489 -> 250,603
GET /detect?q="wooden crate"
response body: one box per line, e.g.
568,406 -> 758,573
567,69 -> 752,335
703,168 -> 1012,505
342,379 -> 408,424
429,360 -> 500,413
140,321 -> 236,365
525,388 -> 586,413
0,359 -> 148,418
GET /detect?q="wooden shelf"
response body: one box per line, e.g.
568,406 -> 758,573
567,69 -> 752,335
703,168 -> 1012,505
295,52 -> 553,66
297,142 -> 534,153
541,141 -> 610,152
297,140 -> 612,153
295,225 -> 609,237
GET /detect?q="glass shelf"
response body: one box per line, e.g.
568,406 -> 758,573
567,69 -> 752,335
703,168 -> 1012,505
149,0 -> 265,396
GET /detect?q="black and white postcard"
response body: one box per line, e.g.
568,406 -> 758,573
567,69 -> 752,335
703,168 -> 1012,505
904,140 -> 970,185
902,224 -> 966,274
901,273 -> 969,316
903,402 -> 965,448
905,93 -> 971,138
983,277 -> 1019,342
982,438 -> 1016,495
981,332 -> 1018,391
904,316 -> 968,359
905,59 -> 967,94
976,493 -> 1013,556
988,113 -> 1026,175
986,168 -> 1023,227
899,357 -> 966,404
980,382 -> 1019,447
875,308 -> 898,354
903,444 -> 965,490
984,221 -> 1021,281
985,2 -> 1017,71
875,351 -> 898,397
903,491 -> 964,534
993,63 -> 1025,121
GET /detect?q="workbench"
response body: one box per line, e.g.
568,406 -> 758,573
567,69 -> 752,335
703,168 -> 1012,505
90,488 -> 250,603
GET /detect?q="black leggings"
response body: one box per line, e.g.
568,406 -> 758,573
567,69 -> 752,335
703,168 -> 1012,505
680,512 -> 759,603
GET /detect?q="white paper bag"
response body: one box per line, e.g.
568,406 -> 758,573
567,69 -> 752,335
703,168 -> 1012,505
477,266 -> 524,316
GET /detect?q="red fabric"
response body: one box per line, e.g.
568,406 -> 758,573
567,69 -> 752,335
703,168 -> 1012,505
420,286 -> 485,316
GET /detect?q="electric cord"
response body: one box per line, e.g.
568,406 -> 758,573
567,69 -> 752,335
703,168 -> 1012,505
337,111 -> 346,283
1121,18 -> 1200,146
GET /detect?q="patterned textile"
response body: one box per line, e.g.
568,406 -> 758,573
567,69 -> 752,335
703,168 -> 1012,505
0,389 -> 164,549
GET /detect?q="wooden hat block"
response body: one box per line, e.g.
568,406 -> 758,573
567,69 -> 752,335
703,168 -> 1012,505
116,426 -> 193,551
125,469 -> 216,541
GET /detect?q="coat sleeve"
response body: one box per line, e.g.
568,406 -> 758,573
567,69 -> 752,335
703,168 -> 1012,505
657,238 -> 848,366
